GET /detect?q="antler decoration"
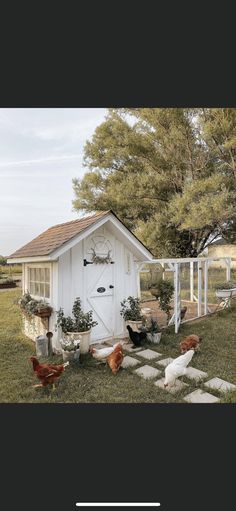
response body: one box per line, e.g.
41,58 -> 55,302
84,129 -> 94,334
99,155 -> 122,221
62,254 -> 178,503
90,248 -> 112,264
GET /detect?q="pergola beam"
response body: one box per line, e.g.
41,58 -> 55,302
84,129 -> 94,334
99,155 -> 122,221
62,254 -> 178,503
138,256 -> 232,333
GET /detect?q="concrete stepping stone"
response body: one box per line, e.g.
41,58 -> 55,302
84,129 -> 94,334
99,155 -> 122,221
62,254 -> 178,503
156,357 -> 174,368
184,389 -> 220,403
154,377 -> 189,394
204,377 -> 236,393
134,365 -> 162,380
121,356 -> 140,369
184,367 -> 208,382
136,349 -> 162,360
123,343 -> 143,353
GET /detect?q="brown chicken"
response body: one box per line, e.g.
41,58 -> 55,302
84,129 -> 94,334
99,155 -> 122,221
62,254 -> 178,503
30,356 -> 69,390
179,334 -> 202,353
106,343 -> 124,374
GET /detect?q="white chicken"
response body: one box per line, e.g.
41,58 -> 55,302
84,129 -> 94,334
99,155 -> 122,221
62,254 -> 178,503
164,349 -> 194,387
90,342 -> 121,361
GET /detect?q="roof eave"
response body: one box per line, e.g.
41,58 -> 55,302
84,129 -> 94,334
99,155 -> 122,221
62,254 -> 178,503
7,255 -> 58,264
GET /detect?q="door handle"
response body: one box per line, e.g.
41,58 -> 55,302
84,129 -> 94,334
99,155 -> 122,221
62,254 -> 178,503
109,285 -> 114,289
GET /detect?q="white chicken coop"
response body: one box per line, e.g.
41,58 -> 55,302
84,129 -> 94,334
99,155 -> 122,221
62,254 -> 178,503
137,256 -> 231,333
7,210 -> 153,351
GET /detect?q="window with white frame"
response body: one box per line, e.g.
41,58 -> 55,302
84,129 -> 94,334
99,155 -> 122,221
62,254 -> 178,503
28,267 -> 50,299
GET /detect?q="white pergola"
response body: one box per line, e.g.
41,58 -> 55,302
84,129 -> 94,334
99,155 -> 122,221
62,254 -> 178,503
137,257 -> 231,333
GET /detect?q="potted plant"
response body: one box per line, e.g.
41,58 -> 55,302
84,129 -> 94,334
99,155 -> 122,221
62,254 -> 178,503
60,336 -> 81,362
18,292 -> 53,318
56,297 -> 98,354
214,280 -> 236,299
35,302 -> 53,318
120,296 -> 143,332
145,317 -> 162,344
148,280 -> 174,324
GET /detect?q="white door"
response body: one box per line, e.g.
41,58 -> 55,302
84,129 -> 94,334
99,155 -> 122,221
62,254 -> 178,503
84,232 -> 115,341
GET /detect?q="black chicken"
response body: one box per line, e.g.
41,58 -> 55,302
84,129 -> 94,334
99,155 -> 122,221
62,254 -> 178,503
127,325 -> 146,347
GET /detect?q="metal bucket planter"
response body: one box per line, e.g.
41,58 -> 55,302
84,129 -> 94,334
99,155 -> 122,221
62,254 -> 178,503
147,332 -> 162,344
62,347 -> 80,362
215,288 -> 236,299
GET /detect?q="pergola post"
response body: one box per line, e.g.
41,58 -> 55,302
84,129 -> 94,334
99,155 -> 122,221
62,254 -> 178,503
203,259 -> 208,315
226,257 -> 231,281
190,261 -> 194,301
197,261 -> 202,317
174,262 -> 181,333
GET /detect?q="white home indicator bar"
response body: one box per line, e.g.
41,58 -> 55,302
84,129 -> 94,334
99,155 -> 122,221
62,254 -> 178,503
76,504 -> 161,508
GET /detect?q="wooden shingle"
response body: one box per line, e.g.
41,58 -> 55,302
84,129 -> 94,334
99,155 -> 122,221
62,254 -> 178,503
9,211 -> 109,258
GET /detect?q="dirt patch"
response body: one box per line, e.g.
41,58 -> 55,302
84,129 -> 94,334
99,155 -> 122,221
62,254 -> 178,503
141,298 -> 222,327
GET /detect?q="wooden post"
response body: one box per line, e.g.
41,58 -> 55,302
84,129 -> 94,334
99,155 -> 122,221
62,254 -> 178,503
190,261 -> 194,302
226,257 -> 231,282
161,263 -> 165,280
203,259 -> 208,315
197,260 -> 202,317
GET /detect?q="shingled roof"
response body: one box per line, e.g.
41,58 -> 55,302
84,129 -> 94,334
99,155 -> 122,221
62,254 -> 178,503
9,211 -> 110,258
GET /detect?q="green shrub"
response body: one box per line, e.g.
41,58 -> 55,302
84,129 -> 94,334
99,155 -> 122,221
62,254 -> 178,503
56,297 -> 98,333
120,296 -> 143,321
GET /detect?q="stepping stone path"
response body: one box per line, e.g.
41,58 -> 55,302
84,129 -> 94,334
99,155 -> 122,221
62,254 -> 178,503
123,343 -> 143,353
155,377 -> 189,394
156,357 -> 174,368
105,338 -> 236,402
184,367 -> 208,382
121,356 -> 140,369
204,377 -> 236,393
136,349 -> 162,360
184,389 -> 220,404
134,365 -> 162,380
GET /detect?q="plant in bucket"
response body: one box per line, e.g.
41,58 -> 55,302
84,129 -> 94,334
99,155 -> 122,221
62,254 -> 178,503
60,336 -> 81,362
145,317 -> 162,344
120,296 -> 143,332
56,297 -> 98,354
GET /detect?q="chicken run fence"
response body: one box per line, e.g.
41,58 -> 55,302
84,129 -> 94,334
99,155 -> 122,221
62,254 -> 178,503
137,257 -> 231,333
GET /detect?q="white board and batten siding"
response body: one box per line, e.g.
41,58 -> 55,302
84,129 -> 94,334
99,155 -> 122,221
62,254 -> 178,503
58,224 -> 138,344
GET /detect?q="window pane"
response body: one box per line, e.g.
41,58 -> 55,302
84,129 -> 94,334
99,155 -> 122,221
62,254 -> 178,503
29,268 -> 33,282
39,283 -> 44,297
45,284 -> 50,298
30,282 -> 35,295
36,268 -> 40,282
39,268 -> 44,283
45,268 -> 50,282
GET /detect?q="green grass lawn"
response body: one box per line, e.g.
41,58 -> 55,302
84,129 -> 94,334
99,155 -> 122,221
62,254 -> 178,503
1,289 -> 236,403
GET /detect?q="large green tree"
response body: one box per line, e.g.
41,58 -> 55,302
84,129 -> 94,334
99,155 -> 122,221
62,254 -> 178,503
72,108 -> 236,257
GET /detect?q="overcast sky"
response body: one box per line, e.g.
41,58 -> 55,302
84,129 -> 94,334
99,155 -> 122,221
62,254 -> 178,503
0,108 -> 107,256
